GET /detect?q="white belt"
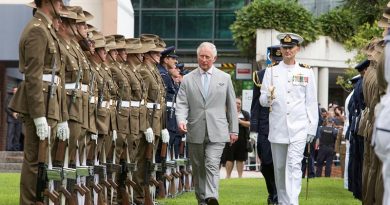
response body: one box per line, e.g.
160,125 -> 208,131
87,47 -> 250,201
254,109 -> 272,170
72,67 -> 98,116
166,101 -> 176,108
42,74 -> 60,85
89,97 -> 96,104
81,84 -> 89,92
146,103 -> 160,110
109,100 -> 116,106
101,101 -> 109,108
121,101 -> 130,108
65,83 -> 79,90
130,101 -> 141,107
141,99 -> 145,105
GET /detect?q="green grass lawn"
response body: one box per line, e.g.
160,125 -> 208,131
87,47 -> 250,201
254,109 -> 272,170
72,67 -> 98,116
159,177 -> 361,205
1,174 -> 360,205
0,173 -> 20,205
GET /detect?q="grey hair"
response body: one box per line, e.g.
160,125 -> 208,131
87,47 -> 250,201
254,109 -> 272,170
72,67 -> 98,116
197,42 -> 217,57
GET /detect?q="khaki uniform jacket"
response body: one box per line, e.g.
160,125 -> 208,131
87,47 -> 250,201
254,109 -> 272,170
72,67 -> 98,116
9,11 -> 68,122
109,61 -> 131,134
71,40 -> 92,130
124,62 -> 149,134
139,62 -> 166,136
362,66 -> 379,140
91,60 -> 115,135
59,38 -> 83,123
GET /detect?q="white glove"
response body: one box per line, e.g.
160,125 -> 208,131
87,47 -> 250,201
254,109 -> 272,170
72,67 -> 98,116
161,129 -> 170,144
182,135 -> 186,142
144,127 -> 154,143
33,117 -> 49,141
335,153 -> 340,158
57,121 -> 70,141
249,132 -> 258,142
306,134 -> 315,143
112,130 -> 117,141
91,133 -> 98,141
268,86 -> 276,105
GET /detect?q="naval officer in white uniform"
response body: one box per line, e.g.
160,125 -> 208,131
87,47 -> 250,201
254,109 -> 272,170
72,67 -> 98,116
259,33 -> 319,205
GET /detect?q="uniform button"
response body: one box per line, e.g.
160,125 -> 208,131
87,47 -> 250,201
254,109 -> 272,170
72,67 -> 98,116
288,80 -> 291,83
287,91 -> 291,93
287,102 -> 290,104
287,113 -> 290,115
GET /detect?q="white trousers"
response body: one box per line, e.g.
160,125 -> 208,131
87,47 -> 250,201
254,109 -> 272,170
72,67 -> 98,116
344,140 -> 350,189
271,140 -> 306,205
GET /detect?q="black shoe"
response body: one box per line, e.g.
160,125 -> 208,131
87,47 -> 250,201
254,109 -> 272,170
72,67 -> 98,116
205,197 -> 219,205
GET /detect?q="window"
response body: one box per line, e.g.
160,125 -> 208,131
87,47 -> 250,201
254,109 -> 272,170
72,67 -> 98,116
141,11 -> 176,38
215,11 -> 235,39
214,40 -> 236,50
142,0 -> 176,8
178,40 -> 205,49
178,11 -> 213,39
215,0 -> 244,9
179,0 -> 214,8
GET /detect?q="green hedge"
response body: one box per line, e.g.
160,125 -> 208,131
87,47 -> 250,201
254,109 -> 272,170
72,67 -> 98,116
230,0 -> 320,57
317,8 -> 357,43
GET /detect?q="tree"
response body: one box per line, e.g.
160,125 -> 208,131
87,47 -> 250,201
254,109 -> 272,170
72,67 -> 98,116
317,8 -> 357,43
342,0 -> 388,25
230,0 -> 320,57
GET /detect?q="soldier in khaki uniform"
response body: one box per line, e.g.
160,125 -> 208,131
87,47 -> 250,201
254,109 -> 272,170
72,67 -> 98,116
56,8 -> 86,170
132,34 -> 168,204
87,34 -> 117,176
66,6 -> 95,164
105,35 -> 131,162
8,1 -> 69,204
123,38 -> 153,202
363,36 -> 386,204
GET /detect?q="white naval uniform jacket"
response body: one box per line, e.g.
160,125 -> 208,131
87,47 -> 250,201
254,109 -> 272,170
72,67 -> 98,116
260,61 -> 319,144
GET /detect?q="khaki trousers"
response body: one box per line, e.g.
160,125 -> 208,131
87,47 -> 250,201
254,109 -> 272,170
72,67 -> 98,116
20,115 -> 58,205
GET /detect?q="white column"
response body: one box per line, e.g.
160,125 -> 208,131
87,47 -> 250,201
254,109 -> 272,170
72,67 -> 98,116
318,67 -> 329,109
312,66 -> 319,89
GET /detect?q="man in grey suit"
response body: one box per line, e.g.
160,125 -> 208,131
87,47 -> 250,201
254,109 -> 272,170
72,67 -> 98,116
176,42 -> 239,205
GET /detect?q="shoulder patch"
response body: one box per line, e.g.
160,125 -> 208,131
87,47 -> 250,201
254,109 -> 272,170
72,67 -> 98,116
299,63 -> 311,69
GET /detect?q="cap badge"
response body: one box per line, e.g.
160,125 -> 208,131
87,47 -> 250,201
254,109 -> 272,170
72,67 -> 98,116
284,35 -> 292,43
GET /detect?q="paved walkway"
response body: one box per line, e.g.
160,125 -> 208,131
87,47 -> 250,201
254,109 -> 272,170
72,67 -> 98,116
219,166 -> 263,179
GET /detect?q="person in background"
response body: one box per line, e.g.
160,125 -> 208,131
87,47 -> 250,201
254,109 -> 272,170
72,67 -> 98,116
316,119 -> 338,177
223,97 -> 250,179
250,45 -> 281,205
5,87 -> 22,151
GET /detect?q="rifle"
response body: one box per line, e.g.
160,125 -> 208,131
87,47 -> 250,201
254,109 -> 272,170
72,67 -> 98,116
53,139 -> 73,205
104,138 -> 120,204
97,79 -> 106,108
71,66 -> 83,103
86,137 -> 102,205
157,143 -> 168,199
88,70 -> 96,103
117,147 -> 130,205
36,138 -> 59,205
144,104 -> 157,205
116,82 -> 124,110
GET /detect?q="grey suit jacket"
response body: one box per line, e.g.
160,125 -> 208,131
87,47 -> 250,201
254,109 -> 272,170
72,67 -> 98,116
176,66 -> 238,144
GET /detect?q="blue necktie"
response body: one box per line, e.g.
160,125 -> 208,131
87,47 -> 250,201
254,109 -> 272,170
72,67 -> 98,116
203,72 -> 209,97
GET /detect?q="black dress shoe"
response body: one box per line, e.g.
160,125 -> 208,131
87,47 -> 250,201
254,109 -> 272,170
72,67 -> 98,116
205,197 -> 219,205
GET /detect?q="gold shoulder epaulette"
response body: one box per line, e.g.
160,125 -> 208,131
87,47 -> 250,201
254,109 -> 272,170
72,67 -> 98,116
252,71 -> 261,88
270,61 -> 279,67
299,63 -> 311,69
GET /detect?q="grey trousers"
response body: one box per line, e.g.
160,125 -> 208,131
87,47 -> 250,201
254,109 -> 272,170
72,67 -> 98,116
188,139 -> 225,205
